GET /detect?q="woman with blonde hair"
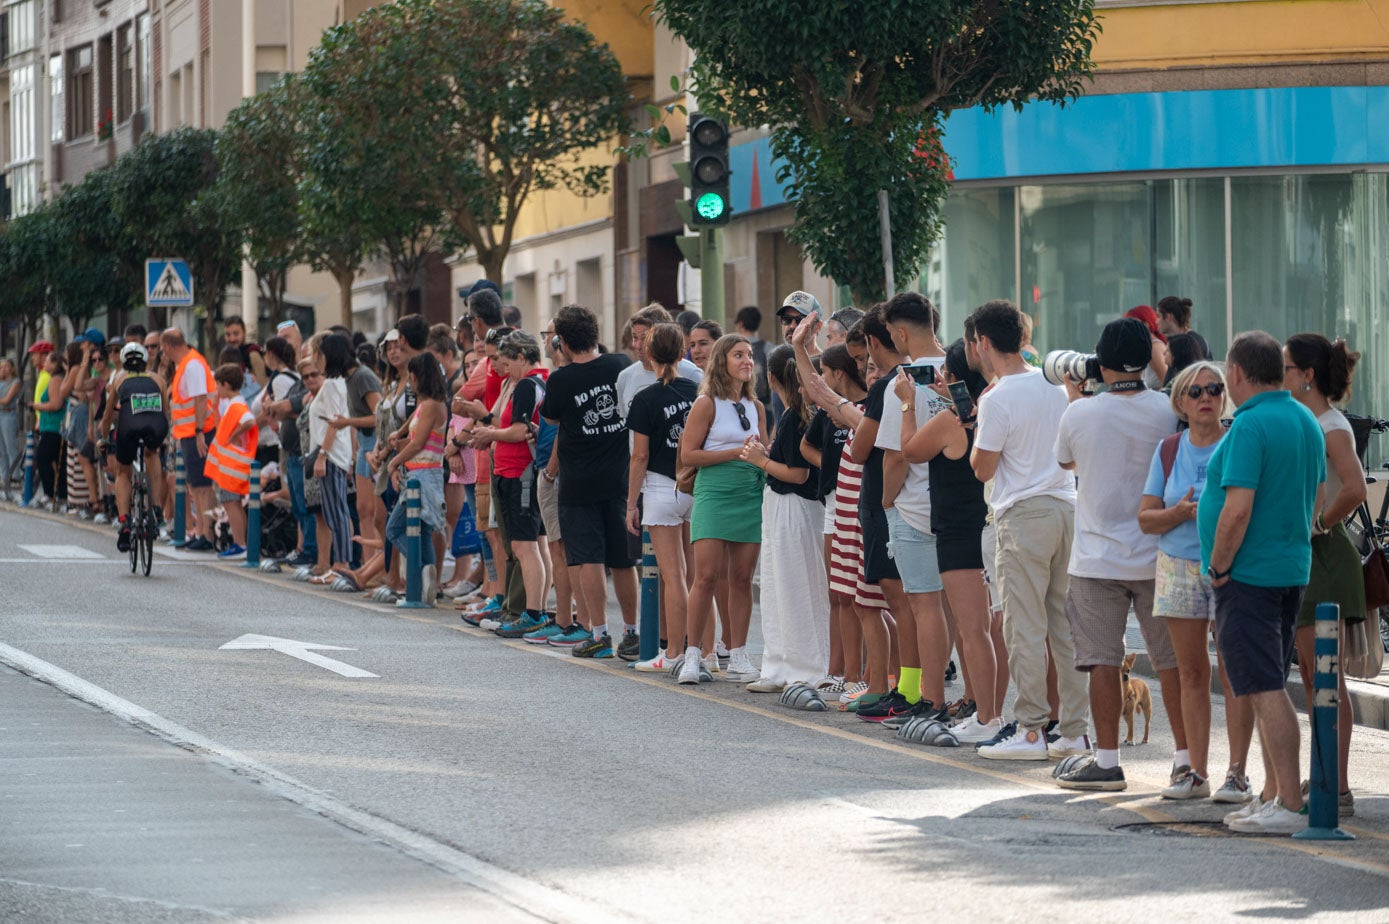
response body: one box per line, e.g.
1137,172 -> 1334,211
676,334 -> 767,684
1139,360 -> 1241,802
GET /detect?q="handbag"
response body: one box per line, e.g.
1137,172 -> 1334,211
1348,505 -> 1389,611
451,500 -> 482,557
1344,608 -> 1385,679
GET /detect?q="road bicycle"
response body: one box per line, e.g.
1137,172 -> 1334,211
129,447 -> 155,577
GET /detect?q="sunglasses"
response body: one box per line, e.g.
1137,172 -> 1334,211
303,371 -> 323,379
734,401 -> 751,432
779,315 -> 801,326
1185,382 -> 1225,400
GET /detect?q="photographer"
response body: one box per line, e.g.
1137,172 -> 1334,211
1052,318 -> 1183,792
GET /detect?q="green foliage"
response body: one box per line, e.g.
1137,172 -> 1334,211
301,0 -> 631,287
653,0 -> 1101,303
48,167 -> 137,326
0,208 -> 59,375
109,127 -> 242,334
216,75 -> 306,322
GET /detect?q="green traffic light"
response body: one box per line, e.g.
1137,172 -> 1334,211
695,192 -> 727,221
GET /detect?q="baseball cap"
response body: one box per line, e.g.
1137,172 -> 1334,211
1095,318 -> 1154,373
776,290 -> 821,319
458,279 -> 501,301
27,340 -> 55,354
74,327 -> 107,347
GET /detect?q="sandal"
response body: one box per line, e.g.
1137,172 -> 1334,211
308,572 -> 337,586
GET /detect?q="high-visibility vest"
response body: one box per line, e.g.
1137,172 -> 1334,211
170,350 -> 218,438
204,396 -> 258,495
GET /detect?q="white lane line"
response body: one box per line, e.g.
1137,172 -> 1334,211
18,544 -> 105,559
0,642 -> 632,924
0,558 -> 203,565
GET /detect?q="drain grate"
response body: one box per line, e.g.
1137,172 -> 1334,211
1113,820 -> 1235,838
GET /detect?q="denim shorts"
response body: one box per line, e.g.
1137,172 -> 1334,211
355,431 -> 377,479
885,506 -> 943,594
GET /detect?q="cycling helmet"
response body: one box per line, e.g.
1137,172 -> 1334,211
120,341 -> 148,370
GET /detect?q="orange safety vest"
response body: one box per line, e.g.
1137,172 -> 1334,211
204,397 -> 258,495
170,350 -> 218,438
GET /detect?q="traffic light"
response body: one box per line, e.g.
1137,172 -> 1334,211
686,113 -> 730,227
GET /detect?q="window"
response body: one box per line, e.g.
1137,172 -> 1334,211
68,45 -> 93,137
136,14 -> 151,113
10,62 -> 36,215
117,25 -> 133,122
255,71 -> 283,95
8,0 -> 33,55
49,53 -> 61,143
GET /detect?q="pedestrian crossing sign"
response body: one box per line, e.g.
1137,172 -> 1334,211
146,258 -> 194,307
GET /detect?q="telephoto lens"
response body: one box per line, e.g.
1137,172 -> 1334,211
1041,350 -> 1099,387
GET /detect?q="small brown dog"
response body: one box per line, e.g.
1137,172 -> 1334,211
1121,653 -> 1152,746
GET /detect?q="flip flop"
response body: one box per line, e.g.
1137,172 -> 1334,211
308,572 -> 337,586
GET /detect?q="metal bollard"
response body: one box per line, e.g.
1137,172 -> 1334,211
1294,602 -> 1354,841
397,477 -> 428,609
242,461 -> 261,569
22,431 -> 34,505
638,528 -> 660,662
172,450 -> 187,547
478,523 -> 498,583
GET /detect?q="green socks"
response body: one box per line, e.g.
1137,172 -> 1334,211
897,667 -> 922,705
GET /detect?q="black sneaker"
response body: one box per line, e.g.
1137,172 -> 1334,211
1056,756 -> 1127,792
856,690 -> 912,723
572,635 -> 614,659
944,660 -> 957,684
184,536 -> 215,552
1044,719 -> 1061,744
616,631 -> 640,662
882,698 -> 950,730
975,720 -> 1017,750
116,519 -> 132,553
947,697 -> 977,721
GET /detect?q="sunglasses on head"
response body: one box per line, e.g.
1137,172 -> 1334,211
1185,382 -> 1224,400
734,401 -> 751,432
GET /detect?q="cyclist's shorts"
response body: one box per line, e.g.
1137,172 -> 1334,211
115,421 -> 170,466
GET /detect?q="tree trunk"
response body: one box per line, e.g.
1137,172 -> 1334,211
480,248 -> 505,286
333,268 -> 355,330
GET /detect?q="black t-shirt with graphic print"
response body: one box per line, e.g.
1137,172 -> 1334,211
626,377 -> 697,481
540,353 -> 630,503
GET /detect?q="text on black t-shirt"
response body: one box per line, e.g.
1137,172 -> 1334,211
626,377 -> 698,481
539,353 -> 630,503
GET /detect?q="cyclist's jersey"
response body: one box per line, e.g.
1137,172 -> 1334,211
116,373 -> 165,435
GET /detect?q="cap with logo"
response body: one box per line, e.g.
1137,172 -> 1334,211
776,290 -> 821,320
27,340 -> 55,355
74,327 -> 107,348
1095,317 -> 1154,373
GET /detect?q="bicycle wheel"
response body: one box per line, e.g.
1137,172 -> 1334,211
141,505 -> 154,576
130,486 -> 140,574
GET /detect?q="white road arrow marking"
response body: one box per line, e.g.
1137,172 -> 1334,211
219,634 -> 378,678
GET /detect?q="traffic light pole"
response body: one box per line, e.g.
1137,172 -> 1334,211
700,229 -> 723,322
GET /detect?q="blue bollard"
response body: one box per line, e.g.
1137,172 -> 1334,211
242,461 -> 261,569
478,522 -> 497,583
638,528 -> 660,662
22,431 -> 34,505
172,451 -> 187,547
1293,602 -> 1355,841
397,477 -> 429,609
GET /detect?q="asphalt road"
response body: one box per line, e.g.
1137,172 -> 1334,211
4,504 -> 1389,922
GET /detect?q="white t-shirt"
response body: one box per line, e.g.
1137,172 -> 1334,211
216,396 -> 256,428
616,359 -> 703,418
178,360 -> 209,399
974,368 -> 1076,517
1055,388 -> 1177,580
309,378 -> 353,470
874,355 -> 949,534
1317,407 -> 1354,506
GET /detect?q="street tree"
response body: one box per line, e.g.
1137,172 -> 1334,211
299,4 -> 449,322
109,128 -> 241,340
48,167 -> 137,329
654,0 -> 1102,304
0,205 -> 60,379
216,75 -> 306,326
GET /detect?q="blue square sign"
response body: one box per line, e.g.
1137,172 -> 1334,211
146,258 -> 194,308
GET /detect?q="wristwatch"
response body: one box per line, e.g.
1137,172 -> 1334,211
481,412 -> 494,425
1206,564 -> 1230,580
901,400 -> 914,413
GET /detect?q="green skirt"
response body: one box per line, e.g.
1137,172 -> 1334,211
1299,523 -> 1367,626
690,460 -> 765,543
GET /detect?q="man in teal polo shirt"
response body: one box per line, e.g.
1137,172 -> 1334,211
1198,330 -> 1324,836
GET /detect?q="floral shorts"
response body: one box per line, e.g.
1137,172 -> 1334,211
1154,549 -> 1215,621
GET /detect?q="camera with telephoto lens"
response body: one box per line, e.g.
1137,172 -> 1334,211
1041,350 -> 1103,389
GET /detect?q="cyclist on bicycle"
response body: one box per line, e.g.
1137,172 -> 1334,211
99,343 -> 169,552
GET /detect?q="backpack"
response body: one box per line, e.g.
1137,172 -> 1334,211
516,374 -> 557,468
1158,432 -> 1182,482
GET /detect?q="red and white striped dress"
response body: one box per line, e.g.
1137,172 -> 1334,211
827,419 -> 886,609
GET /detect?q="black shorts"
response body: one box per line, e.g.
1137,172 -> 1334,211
936,531 -> 985,573
179,434 -> 213,488
560,499 -> 636,569
859,504 -> 899,584
495,473 -> 542,543
1214,579 -> 1303,697
116,423 -> 169,466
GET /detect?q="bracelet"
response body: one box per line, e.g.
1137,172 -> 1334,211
1315,512 -> 1328,534
837,398 -> 849,408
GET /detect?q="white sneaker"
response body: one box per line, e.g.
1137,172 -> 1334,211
1162,768 -> 1211,800
978,726 -> 1049,761
1224,797 -> 1265,826
724,647 -> 760,682
93,512 -> 110,525
839,681 -> 869,704
1229,797 -> 1305,836
746,677 -> 786,693
478,615 -> 506,630
443,580 -> 480,599
1047,734 -> 1092,759
634,652 -> 678,673
702,652 -> 721,677
677,647 -> 703,685
952,716 -> 1003,744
